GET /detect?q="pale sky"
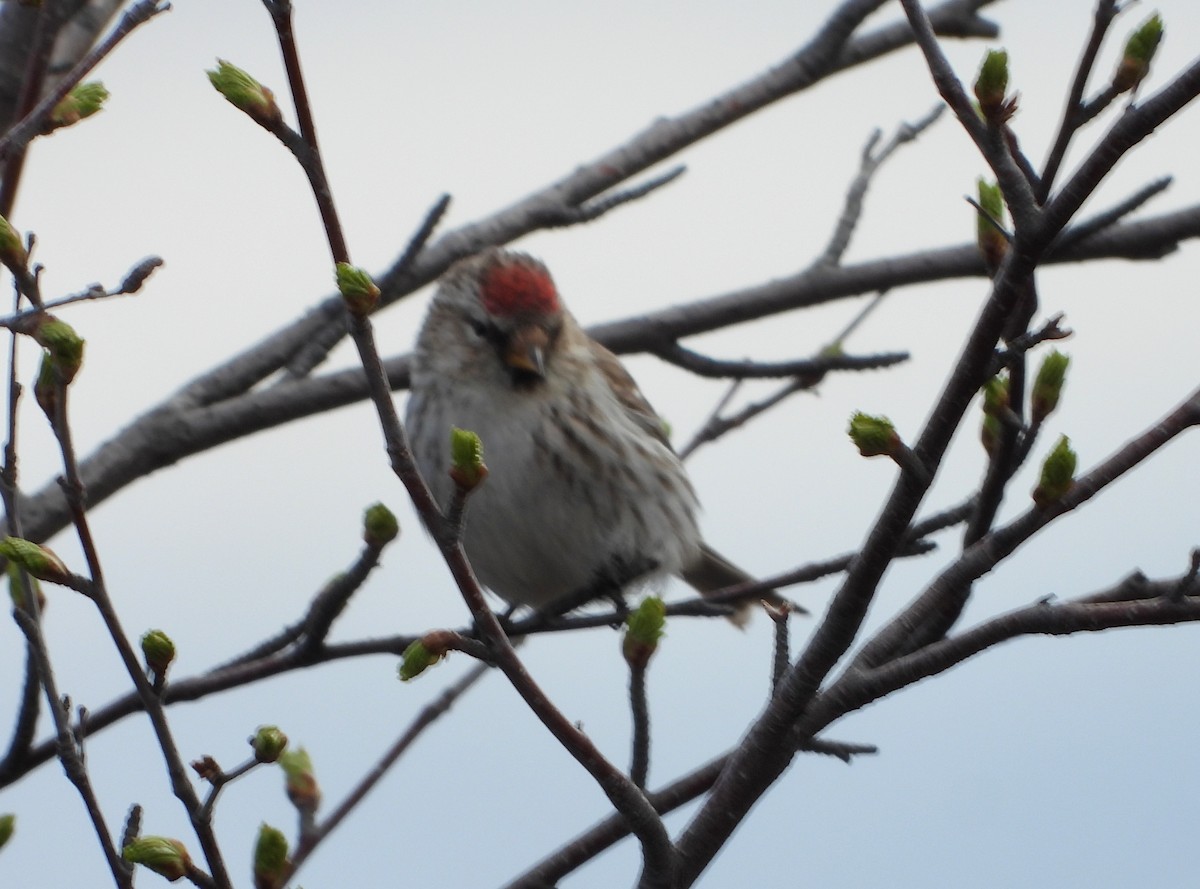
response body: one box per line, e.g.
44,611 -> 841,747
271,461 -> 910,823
3,1 -> 1200,887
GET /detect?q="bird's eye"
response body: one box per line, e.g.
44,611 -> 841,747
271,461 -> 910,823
465,317 -> 490,339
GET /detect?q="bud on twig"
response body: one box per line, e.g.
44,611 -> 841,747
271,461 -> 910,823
362,502 -> 399,547
278,748 -> 320,815
398,638 -> 447,681
251,725 -> 289,764
0,538 -> 70,585
1031,350 -> 1070,424
975,178 -> 1007,273
334,262 -> 381,316
0,813 -> 14,850
47,82 -> 109,131
0,215 -> 26,271
980,374 -> 1010,457
7,562 -> 45,613
974,49 -> 1017,123
253,823 -> 290,889
33,353 -> 59,421
122,836 -> 192,882
449,427 -> 488,490
847,412 -> 899,458
1113,13 -> 1164,93
30,316 -> 85,384
140,629 -> 176,680
1033,435 -> 1077,508
206,59 -> 283,127
622,597 -> 666,670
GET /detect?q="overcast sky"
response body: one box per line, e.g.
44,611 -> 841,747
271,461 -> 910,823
3,1 -> 1200,887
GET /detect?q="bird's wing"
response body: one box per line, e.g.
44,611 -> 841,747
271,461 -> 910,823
585,337 -> 673,448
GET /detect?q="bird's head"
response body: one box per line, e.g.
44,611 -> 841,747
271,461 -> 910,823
432,249 -> 565,387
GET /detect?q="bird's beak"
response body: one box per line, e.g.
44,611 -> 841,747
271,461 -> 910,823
503,325 -> 548,379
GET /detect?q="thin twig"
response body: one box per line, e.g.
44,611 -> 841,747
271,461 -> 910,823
628,661 -> 651,790
49,383 -> 233,888
653,343 -> 908,379
818,105 -> 944,266
284,661 -> 492,881
1037,0 -> 1122,203
0,1 -> 171,164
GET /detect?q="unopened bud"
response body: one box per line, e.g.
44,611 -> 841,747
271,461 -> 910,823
0,537 -> 70,585
206,59 -> 282,127
33,352 -> 59,421
1114,13 -> 1164,93
253,823 -> 290,889
622,597 -> 666,669
976,178 -> 1007,273
449,427 -> 487,490
251,725 -> 289,764
398,638 -> 446,681
335,263 -> 381,316
140,629 -> 176,679
981,374 -> 1010,416
30,317 -> 85,384
1031,350 -> 1069,424
0,813 -> 13,850
847,412 -> 899,458
278,748 -> 320,815
974,49 -> 1015,122
122,836 -> 192,882
7,562 -> 45,613
1033,435 -> 1077,508
47,82 -> 109,131
119,256 -> 164,295
362,502 -> 399,547
0,215 -> 26,270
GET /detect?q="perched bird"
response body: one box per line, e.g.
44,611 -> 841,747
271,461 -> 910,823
406,247 -> 778,620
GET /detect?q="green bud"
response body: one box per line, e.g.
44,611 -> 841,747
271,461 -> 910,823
981,374 -> 1010,416
1031,350 -> 1070,424
140,629 -> 176,678
622,596 -> 666,669
973,49 -> 1012,121
122,836 -> 192,882
448,427 -> 488,490
253,823 -> 290,889
1033,434 -> 1077,508
398,639 -> 445,681
0,214 -> 26,270
278,748 -> 320,815
206,59 -> 282,127
976,178 -> 1007,272
1114,13 -> 1164,93
48,81 -> 109,130
251,725 -> 289,764
0,813 -> 13,850
980,411 -> 1001,459
847,412 -> 898,458
0,537 -> 70,585
33,352 -> 59,421
31,317 -> 85,384
7,562 -> 45,613
334,262 -> 381,316
362,502 -> 399,547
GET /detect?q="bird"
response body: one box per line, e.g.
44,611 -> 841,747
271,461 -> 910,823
406,247 -> 782,621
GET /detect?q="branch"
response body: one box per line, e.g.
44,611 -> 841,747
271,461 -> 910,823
1037,0 -> 1122,202
284,661 -> 492,882
0,1 -> 170,164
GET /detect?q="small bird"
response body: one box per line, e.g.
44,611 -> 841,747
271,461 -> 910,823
406,247 -> 776,620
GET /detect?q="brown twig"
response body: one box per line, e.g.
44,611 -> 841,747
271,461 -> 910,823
0,0 -> 170,167
48,383 -> 233,888
284,660 -> 492,881
1037,0 -> 1123,203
